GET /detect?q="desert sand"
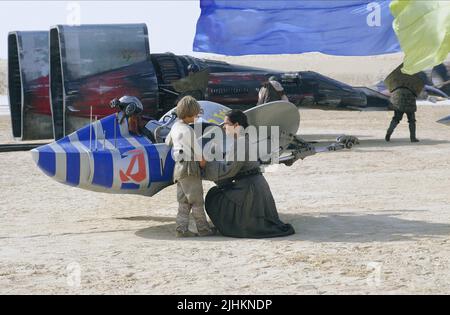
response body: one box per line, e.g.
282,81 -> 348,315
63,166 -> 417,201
0,59 -> 6,96
1,54 -> 450,294
1,105 -> 450,294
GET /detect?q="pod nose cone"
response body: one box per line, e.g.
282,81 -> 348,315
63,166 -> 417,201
437,115 -> 450,126
31,144 -> 56,177
31,148 -> 39,164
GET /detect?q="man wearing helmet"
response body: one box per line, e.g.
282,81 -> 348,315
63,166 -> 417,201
187,63 -> 200,75
109,95 -> 145,135
257,75 -> 289,105
384,65 -> 425,143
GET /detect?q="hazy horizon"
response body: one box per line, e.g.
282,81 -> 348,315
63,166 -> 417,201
0,1 -> 210,59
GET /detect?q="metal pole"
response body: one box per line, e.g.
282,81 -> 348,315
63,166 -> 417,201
114,113 -> 117,148
95,116 -> 98,151
89,106 -> 93,150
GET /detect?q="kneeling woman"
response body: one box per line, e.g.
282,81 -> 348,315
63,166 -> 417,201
204,110 -> 295,238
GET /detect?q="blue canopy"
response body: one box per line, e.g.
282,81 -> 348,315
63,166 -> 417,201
193,0 -> 401,56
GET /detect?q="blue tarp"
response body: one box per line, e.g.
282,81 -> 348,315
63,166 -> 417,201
193,0 -> 401,56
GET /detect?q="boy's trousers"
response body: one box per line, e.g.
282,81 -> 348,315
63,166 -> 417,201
176,176 -> 210,233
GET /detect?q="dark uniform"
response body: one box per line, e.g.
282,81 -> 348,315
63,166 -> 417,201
384,64 -> 425,142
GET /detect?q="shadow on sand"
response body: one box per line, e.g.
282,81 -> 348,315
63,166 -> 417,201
131,211 -> 450,243
280,212 -> 450,242
117,216 -> 175,223
299,135 -> 450,154
357,138 -> 450,148
300,134 -> 371,141
310,137 -> 450,147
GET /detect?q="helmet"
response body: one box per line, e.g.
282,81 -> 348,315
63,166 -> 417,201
268,75 -> 278,82
187,64 -> 200,73
110,95 -> 143,115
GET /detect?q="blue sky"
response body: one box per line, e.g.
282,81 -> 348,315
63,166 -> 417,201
0,0 -> 204,59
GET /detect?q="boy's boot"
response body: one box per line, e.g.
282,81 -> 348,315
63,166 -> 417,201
191,206 -> 215,237
176,204 -> 196,237
176,230 -> 198,238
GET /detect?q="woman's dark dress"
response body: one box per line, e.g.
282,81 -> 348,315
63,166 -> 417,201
203,152 -> 295,238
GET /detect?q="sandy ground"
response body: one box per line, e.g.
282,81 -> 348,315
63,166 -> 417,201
1,104 -> 450,294
0,60 -> 6,96
1,54 -> 449,294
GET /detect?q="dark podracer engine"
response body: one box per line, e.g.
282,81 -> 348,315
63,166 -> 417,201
8,31 -> 53,140
49,24 -> 159,139
9,23 -> 394,142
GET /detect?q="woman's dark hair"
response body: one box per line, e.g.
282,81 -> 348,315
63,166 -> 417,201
226,109 -> 249,128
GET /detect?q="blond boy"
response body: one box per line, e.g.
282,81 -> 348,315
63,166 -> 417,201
165,96 -> 214,237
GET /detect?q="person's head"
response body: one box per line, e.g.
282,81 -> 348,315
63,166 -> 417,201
223,109 -> 249,136
110,95 -> 143,115
176,96 -> 201,124
262,75 -> 278,88
187,64 -> 199,75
